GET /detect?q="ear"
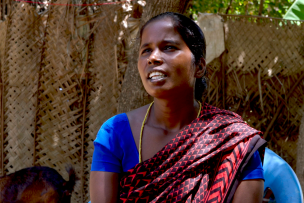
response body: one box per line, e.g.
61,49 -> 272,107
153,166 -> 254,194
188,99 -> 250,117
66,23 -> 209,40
194,58 -> 206,78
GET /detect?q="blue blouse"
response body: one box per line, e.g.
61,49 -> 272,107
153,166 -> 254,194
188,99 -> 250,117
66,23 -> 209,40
91,113 -> 264,181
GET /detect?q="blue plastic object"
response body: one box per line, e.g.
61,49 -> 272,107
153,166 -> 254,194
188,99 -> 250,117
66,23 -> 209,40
263,148 -> 303,203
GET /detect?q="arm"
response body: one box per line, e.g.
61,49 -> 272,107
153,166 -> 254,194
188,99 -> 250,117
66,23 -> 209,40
232,149 -> 264,203
90,171 -> 119,203
90,116 -> 124,203
232,179 -> 264,203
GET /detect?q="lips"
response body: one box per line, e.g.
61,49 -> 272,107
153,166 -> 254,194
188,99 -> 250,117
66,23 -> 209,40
148,70 -> 167,80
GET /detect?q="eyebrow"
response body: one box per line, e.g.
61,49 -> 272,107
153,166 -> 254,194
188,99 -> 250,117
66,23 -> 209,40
140,43 -> 150,49
140,40 -> 181,49
162,40 -> 180,45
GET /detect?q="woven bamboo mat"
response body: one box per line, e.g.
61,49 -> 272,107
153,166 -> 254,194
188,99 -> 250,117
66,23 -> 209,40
0,21 -> 6,71
84,5 -> 123,202
1,2 -> 41,174
0,20 -> 6,176
0,21 -> 6,174
0,1 -> 129,202
219,15 -> 304,169
222,16 -> 304,125
34,0 -> 86,201
205,57 -> 223,108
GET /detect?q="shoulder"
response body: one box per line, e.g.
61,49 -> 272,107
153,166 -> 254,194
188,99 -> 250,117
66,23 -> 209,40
203,103 -> 262,136
203,103 -> 242,119
95,113 -> 130,144
241,150 -> 264,181
201,103 -> 245,127
126,104 -> 151,127
102,113 -> 129,128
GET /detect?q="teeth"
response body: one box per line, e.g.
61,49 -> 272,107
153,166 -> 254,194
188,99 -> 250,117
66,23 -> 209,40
152,75 -> 164,80
149,71 -> 165,79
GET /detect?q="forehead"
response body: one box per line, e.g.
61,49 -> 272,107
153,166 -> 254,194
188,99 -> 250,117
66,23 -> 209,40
140,18 -> 184,44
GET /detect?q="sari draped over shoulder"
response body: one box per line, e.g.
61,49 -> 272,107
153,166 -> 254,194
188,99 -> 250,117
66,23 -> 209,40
119,103 -> 266,203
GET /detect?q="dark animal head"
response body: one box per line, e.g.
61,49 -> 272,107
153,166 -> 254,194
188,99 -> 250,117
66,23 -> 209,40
59,165 -> 79,203
0,165 -> 79,203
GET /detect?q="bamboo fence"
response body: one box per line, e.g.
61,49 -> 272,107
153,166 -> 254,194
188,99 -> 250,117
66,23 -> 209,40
208,15 -> 304,169
0,1 -> 303,202
0,1 -> 127,202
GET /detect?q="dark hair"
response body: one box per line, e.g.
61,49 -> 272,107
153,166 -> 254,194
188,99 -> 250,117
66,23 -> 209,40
140,12 -> 208,101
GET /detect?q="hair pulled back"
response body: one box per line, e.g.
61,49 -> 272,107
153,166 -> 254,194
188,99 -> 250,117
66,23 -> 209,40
140,12 -> 208,101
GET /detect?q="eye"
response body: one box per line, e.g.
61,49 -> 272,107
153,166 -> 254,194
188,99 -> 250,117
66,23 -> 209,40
141,48 -> 152,55
164,46 -> 177,51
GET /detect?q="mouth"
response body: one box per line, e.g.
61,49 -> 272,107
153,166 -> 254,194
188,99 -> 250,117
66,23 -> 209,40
148,71 -> 167,81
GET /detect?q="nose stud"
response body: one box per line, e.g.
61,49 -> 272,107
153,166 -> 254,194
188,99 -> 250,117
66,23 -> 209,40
147,58 -> 152,64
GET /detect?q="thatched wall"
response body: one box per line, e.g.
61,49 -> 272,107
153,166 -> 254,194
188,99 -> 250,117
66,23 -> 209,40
2,0 -> 41,175
220,15 -> 304,169
0,0 -> 192,202
0,1 -> 127,202
0,1 -> 303,202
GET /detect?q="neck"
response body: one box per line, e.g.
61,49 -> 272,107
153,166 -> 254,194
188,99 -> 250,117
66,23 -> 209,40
148,96 -> 200,132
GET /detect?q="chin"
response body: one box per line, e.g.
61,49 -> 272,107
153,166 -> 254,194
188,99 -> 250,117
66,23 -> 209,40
146,90 -> 165,99
145,87 -> 168,99
146,88 -> 182,100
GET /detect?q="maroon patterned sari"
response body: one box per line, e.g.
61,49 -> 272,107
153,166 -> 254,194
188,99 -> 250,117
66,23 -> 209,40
119,103 -> 266,203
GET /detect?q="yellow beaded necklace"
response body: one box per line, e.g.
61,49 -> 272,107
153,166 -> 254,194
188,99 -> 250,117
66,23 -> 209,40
139,101 -> 202,163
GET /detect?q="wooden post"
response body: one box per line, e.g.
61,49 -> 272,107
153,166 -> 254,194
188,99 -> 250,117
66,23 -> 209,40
296,113 -> 304,192
258,0 -> 264,16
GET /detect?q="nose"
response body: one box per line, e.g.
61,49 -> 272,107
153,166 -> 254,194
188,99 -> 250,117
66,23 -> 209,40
147,49 -> 163,66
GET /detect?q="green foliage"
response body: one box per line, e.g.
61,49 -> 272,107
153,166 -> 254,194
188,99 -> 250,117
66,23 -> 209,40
191,0 -> 295,18
284,0 -> 304,20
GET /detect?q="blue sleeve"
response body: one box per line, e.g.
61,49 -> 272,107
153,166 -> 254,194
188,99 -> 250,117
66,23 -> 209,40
91,116 -> 123,173
241,150 -> 264,181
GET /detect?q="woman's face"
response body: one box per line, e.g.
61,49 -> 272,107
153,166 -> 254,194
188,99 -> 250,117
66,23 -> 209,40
138,18 -> 197,99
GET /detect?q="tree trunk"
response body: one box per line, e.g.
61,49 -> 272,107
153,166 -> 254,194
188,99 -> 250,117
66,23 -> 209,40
258,0 -> 264,16
118,0 -> 191,113
297,113 -> 304,192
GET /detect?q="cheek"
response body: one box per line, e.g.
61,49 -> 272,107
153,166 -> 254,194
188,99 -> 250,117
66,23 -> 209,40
137,60 -> 147,79
179,55 -> 195,76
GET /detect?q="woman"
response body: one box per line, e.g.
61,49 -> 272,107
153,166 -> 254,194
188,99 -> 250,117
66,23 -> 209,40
90,12 -> 266,203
